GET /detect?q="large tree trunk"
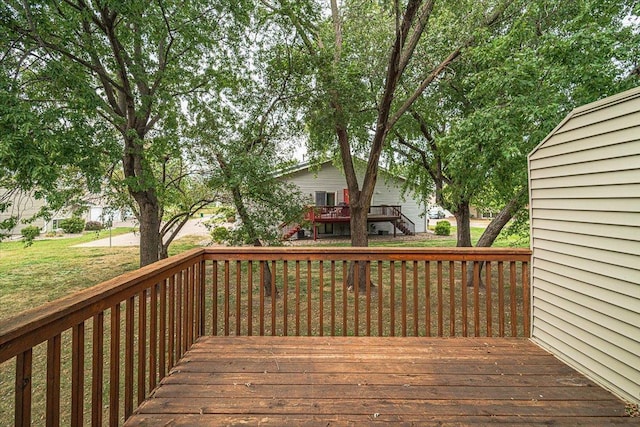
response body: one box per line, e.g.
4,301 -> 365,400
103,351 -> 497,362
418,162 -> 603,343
124,133 -> 162,267
465,190 -> 527,287
347,200 -> 371,292
349,201 -> 369,248
132,191 -> 162,267
475,189 -> 526,247
454,200 -> 472,247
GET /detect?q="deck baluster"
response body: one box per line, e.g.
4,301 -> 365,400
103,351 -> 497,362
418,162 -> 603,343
319,261 -> 324,336
283,261 -> 289,336
271,260 -> 277,336
71,322 -> 85,425
159,280 -> 167,379
109,304 -> 121,426
425,261 -> 431,336
150,284 -> 158,393
498,262 -> 505,337
437,261 -> 444,336
353,262 -> 359,336
401,260 -> 407,337
46,335 -> 61,427
523,261 -> 530,336
247,261 -> 253,336
389,261 -> 395,337
15,349 -> 32,427
235,261 -> 241,336
449,261 -> 455,337
306,261 -> 312,336
224,261 -> 230,337
124,297 -> 134,419
137,290 -> 147,405
91,313 -> 104,427
510,261 -> 517,337
473,261 -> 481,337
377,261 -> 383,336
486,261 -> 492,336
460,261 -> 467,337
211,262 -> 218,336
413,261 -> 419,337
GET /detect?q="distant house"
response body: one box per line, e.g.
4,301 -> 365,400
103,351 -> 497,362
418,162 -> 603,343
528,86 -> 640,405
0,190 -> 48,235
0,189 -> 125,235
277,160 -> 426,238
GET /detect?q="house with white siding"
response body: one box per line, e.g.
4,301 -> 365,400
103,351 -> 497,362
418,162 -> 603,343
0,189 -> 48,235
278,160 -> 426,238
0,189 -> 124,236
528,86 -> 640,405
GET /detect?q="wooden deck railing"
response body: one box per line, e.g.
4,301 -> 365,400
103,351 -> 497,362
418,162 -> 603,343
0,247 -> 530,426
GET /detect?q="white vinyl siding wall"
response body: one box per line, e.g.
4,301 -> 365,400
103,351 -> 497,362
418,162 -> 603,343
528,87 -> 640,405
0,190 -> 48,235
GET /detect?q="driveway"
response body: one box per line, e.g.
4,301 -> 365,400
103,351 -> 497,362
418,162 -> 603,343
74,216 -> 211,247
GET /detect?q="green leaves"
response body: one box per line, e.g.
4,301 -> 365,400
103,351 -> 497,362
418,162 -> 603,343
1,0 -> 256,262
390,0 -> 639,244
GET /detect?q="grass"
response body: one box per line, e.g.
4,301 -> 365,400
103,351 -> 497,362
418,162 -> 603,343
314,226 -> 529,248
0,229 -> 204,321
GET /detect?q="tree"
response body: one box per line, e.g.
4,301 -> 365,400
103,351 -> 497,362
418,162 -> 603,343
189,10 -> 309,295
273,0 -> 515,289
1,1 -> 248,266
393,0 -> 639,248
156,160 -> 219,259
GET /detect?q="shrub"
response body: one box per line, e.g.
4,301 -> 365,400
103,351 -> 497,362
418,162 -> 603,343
434,220 -> 451,236
85,221 -> 103,231
60,217 -> 85,234
210,226 -> 230,244
21,225 -> 41,247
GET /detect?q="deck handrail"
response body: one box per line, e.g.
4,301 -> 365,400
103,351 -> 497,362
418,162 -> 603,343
1,247 -> 207,426
201,247 -> 530,338
0,248 -> 206,362
0,246 -> 530,426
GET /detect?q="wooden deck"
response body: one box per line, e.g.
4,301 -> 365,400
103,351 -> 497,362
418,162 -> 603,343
125,336 -> 634,426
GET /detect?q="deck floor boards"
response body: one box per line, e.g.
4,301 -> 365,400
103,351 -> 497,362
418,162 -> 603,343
125,336 -> 634,426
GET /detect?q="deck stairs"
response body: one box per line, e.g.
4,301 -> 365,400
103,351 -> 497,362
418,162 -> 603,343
281,224 -> 301,240
395,219 -> 414,235
392,209 -> 416,235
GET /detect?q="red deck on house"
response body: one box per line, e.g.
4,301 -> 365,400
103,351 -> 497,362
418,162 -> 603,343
298,205 -> 415,239
125,336 -> 633,425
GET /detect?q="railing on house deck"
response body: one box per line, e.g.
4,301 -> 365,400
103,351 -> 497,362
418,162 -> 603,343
0,247 -> 530,426
307,204 -> 405,221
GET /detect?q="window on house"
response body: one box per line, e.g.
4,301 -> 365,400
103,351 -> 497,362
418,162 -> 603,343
52,218 -> 68,230
315,191 -> 336,206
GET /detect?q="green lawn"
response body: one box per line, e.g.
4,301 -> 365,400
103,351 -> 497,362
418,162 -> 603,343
0,229 -> 204,321
315,226 -> 528,248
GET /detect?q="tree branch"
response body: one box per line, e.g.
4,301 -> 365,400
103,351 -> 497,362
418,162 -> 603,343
397,0 -> 435,76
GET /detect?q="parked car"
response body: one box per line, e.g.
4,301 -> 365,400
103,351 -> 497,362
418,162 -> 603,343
428,206 -> 445,219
